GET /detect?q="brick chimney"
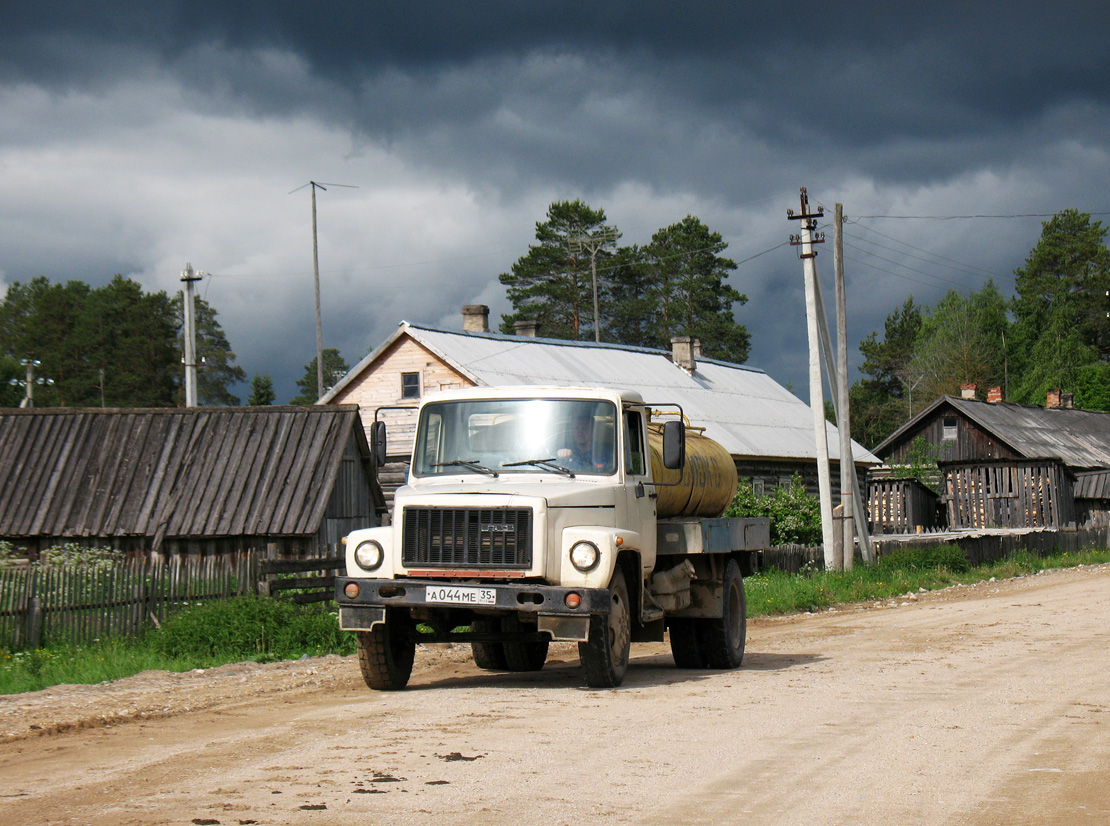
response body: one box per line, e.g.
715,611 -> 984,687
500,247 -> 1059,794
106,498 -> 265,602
1061,392 -> 1074,409
461,304 -> 489,333
513,319 -> 540,337
1046,388 -> 1062,409
987,386 -> 1003,404
961,383 -> 977,400
671,336 -> 696,373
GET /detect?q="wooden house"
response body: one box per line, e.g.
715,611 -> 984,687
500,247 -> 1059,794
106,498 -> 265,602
873,389 -> 1110,530
320,305 -> 879,502
0,406 -> 385,558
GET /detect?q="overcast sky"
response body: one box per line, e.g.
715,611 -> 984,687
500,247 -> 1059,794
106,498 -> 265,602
3,2 -> 1109,404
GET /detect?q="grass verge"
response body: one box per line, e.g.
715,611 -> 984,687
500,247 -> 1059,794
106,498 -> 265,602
746,545 -> 1110,617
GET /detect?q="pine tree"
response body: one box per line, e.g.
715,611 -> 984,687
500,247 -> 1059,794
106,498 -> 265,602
248,374 -> 276,406
290,349 -> 349,404
499,200 -> 615,340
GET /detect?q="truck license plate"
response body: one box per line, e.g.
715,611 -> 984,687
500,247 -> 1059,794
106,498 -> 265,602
425,585 -> 497,606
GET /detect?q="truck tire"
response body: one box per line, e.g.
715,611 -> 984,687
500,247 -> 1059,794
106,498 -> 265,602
699,558 -> 747,669
668,618 -> 708,669
356,609 -> 416,691
501,615 -> 549,672
470,619 -> 509,671
579,566 -> 632,687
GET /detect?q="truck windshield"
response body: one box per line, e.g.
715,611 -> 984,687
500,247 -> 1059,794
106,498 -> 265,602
412,398 -> 618,477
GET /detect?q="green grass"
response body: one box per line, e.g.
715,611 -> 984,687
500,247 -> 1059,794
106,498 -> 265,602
3,548 -> 1108,695
746,545 -> 1110,617
0,597 -> 356,695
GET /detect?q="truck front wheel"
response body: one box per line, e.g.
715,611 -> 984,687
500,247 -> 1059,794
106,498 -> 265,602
470,618 -> 509,671
699,558 -> 747,669
356,609 -> 416,690
501,615 -> 549,672
579,567 -> 631,687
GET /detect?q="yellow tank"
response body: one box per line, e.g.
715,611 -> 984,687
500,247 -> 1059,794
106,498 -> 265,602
647,422 -> 738,518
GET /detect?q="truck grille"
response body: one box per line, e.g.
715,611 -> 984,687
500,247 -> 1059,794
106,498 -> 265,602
401,507 -> 533,569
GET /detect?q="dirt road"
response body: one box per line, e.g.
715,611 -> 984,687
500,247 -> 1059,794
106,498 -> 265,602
1,564 -> 1107,826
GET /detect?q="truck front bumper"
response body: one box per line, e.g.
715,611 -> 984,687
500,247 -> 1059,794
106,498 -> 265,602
335,577 -> 610,640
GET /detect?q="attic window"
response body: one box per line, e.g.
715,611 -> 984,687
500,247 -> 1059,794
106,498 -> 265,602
401,372 -> 421,399
942,415 -> 958,441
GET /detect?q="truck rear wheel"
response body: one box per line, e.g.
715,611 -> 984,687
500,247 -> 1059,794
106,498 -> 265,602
501,615 -> 549,672
579,566 -> 631,687
699,558 -> 746,669
356,609 -> 416,690
470,618 -> 509,671
668,618 -> 708,669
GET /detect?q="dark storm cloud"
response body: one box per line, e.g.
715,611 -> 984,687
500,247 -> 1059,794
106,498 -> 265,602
8,3 -> 1109,141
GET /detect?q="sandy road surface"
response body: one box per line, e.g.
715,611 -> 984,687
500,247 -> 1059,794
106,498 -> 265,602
1,564 -> 1107,826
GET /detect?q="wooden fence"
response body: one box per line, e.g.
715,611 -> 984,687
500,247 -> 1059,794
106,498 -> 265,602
0,554 -> 344,650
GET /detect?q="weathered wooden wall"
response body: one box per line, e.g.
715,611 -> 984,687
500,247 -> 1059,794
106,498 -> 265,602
884,408 -> 1022,465
330,336 -> 473,459
868,478 -> 942,533
942,460 -> 1075,529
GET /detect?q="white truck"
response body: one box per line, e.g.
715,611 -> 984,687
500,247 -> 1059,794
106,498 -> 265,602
335,385 -> 769,689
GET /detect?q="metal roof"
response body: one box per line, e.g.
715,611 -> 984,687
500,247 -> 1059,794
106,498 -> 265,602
0,406 -> 368,546
877,395 -> 1110,470
327,323 -> 878,465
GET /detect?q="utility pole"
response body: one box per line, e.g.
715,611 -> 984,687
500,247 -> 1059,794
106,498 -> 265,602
291,181 -> 358,399
788,188 -> 836,568
570,227 -> 618,343
181,263 -> 203,407
834,203 -> 853,570
9,358 -> 54,408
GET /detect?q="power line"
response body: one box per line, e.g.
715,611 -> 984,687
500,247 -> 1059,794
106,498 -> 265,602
845,220 -> 1011,283
851,211 -> 1110,220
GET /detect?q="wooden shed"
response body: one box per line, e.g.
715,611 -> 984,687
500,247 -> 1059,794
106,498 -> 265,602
939,458 -> 1076,530
873,393 -> 1110,531
867,473 -> 942,534
0,406 -> 385,559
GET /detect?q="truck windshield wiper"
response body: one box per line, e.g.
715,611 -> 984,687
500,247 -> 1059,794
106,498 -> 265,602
431,460 -> 499,477
501,458 -> 575,478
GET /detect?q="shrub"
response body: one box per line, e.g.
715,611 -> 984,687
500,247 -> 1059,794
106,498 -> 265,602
151,597 -> 354,662
726,474 -> 822,545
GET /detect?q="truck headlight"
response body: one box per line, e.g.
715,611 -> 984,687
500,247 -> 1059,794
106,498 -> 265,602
570,541 -> 600,572
354,540 -> 384,572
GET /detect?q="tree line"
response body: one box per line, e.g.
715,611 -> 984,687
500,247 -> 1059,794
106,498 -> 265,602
849,209 -> 1110,448
0,275 -> 245,408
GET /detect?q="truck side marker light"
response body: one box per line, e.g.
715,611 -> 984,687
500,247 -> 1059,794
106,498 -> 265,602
615,536 -> 623,546
344,582 -> 361,599
565,592 -> 582,609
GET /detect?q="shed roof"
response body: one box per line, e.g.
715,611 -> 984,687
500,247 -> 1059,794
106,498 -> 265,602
0,406 -> 368,547
323,323 -> 879,465
876,396 -> 1110,470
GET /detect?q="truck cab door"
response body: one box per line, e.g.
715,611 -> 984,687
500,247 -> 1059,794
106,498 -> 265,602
622,409 -> 657,575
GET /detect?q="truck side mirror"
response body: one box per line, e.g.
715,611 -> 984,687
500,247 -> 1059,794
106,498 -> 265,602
662,419 -> 685,470
370,420 -> 388,468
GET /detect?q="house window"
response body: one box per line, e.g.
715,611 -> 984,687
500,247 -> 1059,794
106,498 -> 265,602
401,372 -> 420,399
942,415 -> 958,441
752,479 -> 765,497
